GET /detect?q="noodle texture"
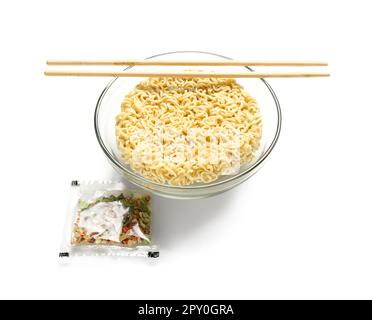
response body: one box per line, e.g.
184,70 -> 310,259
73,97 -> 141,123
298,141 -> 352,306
115,77 -> 262,186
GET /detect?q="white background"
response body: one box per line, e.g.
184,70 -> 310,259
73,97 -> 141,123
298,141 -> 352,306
0,0 -> 371,299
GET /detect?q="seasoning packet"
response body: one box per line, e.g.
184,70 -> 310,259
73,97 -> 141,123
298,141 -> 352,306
60,180 -> 159,258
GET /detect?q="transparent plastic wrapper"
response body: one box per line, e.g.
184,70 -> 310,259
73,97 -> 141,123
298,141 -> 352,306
60,180 -> 159,258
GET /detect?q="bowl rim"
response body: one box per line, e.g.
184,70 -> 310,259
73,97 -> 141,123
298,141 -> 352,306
94,50 -> 282,190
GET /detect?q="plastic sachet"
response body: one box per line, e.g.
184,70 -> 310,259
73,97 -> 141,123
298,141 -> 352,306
60,180 -> 159,258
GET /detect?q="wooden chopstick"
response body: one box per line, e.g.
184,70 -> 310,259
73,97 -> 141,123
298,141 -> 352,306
44,70 -> 330,78
46,59 -> 328,67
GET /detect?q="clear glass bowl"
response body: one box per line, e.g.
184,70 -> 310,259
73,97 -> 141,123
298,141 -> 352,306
94,51 -> 281,199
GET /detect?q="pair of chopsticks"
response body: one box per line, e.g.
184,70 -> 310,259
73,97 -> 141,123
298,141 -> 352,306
44,60 -> 330,78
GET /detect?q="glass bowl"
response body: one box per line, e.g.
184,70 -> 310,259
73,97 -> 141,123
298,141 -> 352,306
94,51 -> 281,199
